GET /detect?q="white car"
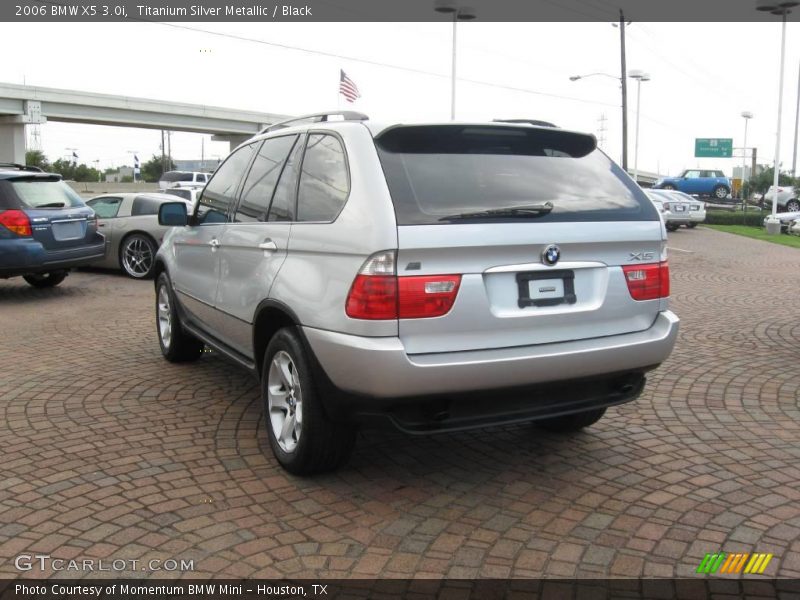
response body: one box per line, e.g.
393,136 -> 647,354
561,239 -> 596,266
763,211 -> 800,232
790,219 -> 800,236
158,171 -> 211,190
160,186 -> 202,208
646,190 -> 701,231
763,185 -> 800,212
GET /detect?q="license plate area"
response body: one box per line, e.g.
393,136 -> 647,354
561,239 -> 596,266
673,204 -> 686,212
52,220 -> 84,241
516,269 -> 576,308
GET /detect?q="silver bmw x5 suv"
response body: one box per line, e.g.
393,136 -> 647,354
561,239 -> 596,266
153,112 -> 679,475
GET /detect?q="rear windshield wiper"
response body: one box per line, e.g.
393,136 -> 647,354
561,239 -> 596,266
33,202 -> 66,208
439,202 -> 553,221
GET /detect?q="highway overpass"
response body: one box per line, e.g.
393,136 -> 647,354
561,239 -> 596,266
0,82 -> 289,163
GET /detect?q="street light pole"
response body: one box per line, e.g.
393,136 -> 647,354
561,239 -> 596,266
741,111 -> 753,201
619,10 -> 629,172
756,0 -> 799,224
629,70 -> 650,185
434,1 -> 476,121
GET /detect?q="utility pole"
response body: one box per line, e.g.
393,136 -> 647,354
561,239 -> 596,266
619,10 -> 629,172
161,130 -> 166,174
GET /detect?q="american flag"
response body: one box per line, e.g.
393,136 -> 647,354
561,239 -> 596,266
339,70 -> 361,103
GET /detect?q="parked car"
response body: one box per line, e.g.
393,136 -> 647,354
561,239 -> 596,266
158,171 -> 211,190
651,190 -> 706,228
0,163 -> 104,287
160,186 -> 201,208
85,192 -> 192,279
646,190 -> 692,231
762,210 -> 800,232
153,113 -> 679,475
762,185 -> 800,212
653,169 -> 731,200
790,218 -> 800,236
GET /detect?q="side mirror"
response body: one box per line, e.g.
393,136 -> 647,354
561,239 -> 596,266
159,202 -> 188,226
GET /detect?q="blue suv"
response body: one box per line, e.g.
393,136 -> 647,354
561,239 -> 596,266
0,164 -> 105,287
653,169 -> 731,200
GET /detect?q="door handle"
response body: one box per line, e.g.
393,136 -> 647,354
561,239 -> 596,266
258,240 -> 278,251
209,238 -> 220,251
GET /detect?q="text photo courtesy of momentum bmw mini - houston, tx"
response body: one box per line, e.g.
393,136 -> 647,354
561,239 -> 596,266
1,1 -> 800,598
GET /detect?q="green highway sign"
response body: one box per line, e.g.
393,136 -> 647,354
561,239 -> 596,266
695,138 -> 733,158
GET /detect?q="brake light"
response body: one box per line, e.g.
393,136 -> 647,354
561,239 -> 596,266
622,262 -> 670,301
0,209 -> 32,236
346,275 -> 398,319
398,275 -> 461,318
345,250 -> 462,319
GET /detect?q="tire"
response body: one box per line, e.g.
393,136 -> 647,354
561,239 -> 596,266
23,270 -> 67,288
262,327 -> 356,475
661,184 -> 676,191
120,233 -> 157,279
786,199 -> 800,212
687,222 -> 698,228
155,273 -> 204,362
713,185 -> 729,200
536,408 -> 606,433
666,223 -> 680,232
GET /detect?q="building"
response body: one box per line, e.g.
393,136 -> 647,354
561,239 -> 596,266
105,166 -> 134,183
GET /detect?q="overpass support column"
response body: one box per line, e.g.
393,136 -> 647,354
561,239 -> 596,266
211,134 -> 252,152
0,122 -> 26,164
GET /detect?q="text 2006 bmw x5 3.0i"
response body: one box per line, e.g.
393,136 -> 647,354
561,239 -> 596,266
152,113 -> 679,475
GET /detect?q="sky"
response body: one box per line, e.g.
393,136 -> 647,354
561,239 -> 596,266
1,20 -> 799,177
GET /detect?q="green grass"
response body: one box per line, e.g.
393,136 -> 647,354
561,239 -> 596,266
704,224 -> 800,249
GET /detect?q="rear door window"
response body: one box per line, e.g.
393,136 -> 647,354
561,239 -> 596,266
375,125 -> 656,224
267,136 -> 305,222
198,143 -> 257,224
297,134 -> 350,222
234,135 -> 297,223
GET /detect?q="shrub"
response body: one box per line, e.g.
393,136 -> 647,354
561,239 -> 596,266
704,209 -> 766,227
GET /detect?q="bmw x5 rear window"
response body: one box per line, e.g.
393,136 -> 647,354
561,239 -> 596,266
375,125 -> 657,225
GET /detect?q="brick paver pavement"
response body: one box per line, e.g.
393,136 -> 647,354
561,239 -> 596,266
1,227 -> 799,579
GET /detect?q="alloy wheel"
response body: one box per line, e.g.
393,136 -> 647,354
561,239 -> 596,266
267,350 -> 303,453
122,237 -> 154,278
157,285 -> 172,349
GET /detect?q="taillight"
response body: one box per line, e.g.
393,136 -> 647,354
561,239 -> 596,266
346,275 -> 398,319
622,262 -> 670,301
398,275 -> 461,318
0,209 -> 32,236
345,250 -> 462,320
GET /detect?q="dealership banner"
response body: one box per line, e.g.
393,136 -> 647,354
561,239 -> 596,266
2,579 -> 800,600
3,0 -> 800,22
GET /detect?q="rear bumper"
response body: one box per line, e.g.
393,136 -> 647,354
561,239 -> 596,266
304,310 -> 679,399
0,237 -> 105,277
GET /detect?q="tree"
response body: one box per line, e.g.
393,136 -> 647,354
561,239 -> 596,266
49,159 -> 100,182
745,165 -> 795,196
25,150 -> 50,171
141,154 -> 175,183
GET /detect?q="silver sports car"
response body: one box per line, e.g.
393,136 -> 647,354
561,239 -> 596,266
85,192 -> 192,279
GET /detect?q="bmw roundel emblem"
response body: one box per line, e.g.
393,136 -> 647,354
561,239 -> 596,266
542,244 -> 561,266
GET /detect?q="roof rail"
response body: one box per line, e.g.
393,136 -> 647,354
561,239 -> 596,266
0,163 -> 44,172
493,119 -> 559,128
260,111 -> 369,134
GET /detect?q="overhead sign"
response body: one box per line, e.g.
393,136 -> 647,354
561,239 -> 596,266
695,138 -> 733,158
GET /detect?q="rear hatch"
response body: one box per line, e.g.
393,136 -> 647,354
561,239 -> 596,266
9,175 -> 98,251
375,124 -> 665,354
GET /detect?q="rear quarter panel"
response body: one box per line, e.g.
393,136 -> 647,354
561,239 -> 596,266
270,123 -> 399,337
